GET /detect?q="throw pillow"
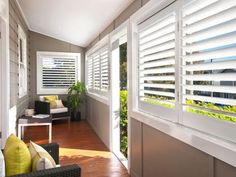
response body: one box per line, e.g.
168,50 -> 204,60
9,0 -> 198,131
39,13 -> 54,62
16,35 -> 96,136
49,100 -> 57,109
55,100 -> 65,108
29,141 -> 56,171
43,95 -> 58,101
4,134 -> 31,176
44,95 -> 58,109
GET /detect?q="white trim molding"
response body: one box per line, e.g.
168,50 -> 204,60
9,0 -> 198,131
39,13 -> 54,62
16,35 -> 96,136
0,0 -> 10,148
37,51 -> 81,94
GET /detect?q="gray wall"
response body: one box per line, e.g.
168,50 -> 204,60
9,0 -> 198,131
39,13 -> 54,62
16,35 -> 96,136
29,31 -> 85,102
85,0 -> 236,176
9,0 -> 30,117
29,31 -> 86,119
130,118 -> 236,177
86,96 -> 110,148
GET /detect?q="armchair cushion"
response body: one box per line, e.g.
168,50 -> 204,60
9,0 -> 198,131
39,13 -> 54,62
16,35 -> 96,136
50,107 -> 68,114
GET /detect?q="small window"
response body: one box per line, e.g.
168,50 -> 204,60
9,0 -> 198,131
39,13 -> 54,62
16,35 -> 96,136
37,52 -> 81,94
86,45 -> 109,96
18,25 -> 27,98
137,2 -> 178,121
181,0 -> 236,142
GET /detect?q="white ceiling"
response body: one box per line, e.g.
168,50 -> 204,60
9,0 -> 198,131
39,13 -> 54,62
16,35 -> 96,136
17,0 -> 134,47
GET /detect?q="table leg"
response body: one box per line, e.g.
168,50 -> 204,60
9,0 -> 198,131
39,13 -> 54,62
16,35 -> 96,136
49,124 -> 52,143
22,126 -> 24,140
18,125 -> 21,140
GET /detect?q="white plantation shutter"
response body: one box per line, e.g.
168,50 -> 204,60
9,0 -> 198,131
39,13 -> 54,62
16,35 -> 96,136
100,48 -> 109,91
86,45 -> 109,95
42,57 -> 77,88
137,3 -> 178,121
87,56 -> 93,89
181,0 -> 236,142
18,25 -> 27,98
93,53 -> 100,90
37,52 -> 80,94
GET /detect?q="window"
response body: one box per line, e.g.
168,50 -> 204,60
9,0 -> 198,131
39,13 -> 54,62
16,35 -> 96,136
86,45 -> 109,97
37,52 -> 81,94
137,2 -> 178,121
132,0 -> 236,143
18,25 -> 27,98
180,0 -> 236,143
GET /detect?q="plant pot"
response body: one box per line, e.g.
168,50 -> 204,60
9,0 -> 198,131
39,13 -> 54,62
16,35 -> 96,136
71,111 -> 81,121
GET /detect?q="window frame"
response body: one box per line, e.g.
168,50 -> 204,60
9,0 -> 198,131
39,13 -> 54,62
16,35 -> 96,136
179,0 -> 236,143
136,2 -> 179,122
37,51 -> 81,94
18,25 -> 27,98
85,36 -> 110,102
129,0 -> 236,168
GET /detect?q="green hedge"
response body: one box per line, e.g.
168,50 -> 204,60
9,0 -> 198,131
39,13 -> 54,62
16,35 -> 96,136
186,99 -> 236,123
120,90 -> 128,158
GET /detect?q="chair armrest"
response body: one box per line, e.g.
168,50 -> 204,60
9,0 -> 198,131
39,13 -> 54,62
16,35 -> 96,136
41,143 -> 59,164
11,164 -> 81,177
35,101 -> 50,114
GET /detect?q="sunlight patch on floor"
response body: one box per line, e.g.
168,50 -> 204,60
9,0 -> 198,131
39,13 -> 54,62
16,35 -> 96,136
59,148 -> 113,159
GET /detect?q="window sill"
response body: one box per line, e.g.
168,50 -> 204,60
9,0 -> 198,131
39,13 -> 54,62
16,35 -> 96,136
130,110 -> 236,168
86,92 -> 109,105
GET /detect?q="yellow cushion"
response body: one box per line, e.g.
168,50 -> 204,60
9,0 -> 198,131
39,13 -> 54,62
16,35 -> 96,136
29,141 -> 56,171
4,134 -> 31,176
55,100 -> 64,108
49,100 -> 57,109
43,95 -> 58,102
44,95 -> 58,109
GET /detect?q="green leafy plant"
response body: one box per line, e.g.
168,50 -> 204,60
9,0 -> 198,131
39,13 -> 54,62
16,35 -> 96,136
120,90 -> 128,158
144,95 -> 175,108
186,99 -> 236,123
67,81 -> 85,118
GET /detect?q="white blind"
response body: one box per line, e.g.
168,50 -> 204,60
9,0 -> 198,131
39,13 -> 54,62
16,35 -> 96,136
42,57 -> 77,88
87,56 -> 93,89
100,48 -> 109,91
87,45 -> 109,93
181,0 -> 236,120
93,53 -> 100,90
138,12 -> 176,108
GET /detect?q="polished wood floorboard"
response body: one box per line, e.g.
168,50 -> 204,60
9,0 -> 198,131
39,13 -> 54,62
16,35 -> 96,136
23,120 -> 130,177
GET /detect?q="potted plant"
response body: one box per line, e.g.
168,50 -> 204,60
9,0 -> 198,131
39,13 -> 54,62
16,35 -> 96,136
67,81 -> 85,121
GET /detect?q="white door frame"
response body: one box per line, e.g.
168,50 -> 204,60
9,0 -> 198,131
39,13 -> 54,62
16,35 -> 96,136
109,20 -> 129,168
0,16 -> 10,148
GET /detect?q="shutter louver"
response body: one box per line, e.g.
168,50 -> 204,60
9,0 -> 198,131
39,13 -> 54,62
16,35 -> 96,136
93,54 -> 100,90
87,45 -> 109,94
181,0 -> 236,121
100,48 -> 109,91
87,56 -> 93,89
138,12 -> 176,108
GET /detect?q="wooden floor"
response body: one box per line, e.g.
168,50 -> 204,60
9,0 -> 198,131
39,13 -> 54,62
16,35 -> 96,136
23,120 -> 130,177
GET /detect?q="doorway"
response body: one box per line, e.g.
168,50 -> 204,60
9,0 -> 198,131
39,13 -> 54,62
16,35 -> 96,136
110,26 -> 128,168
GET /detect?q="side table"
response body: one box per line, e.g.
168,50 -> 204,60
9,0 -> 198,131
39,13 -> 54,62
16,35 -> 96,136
17,115 -> 52,143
